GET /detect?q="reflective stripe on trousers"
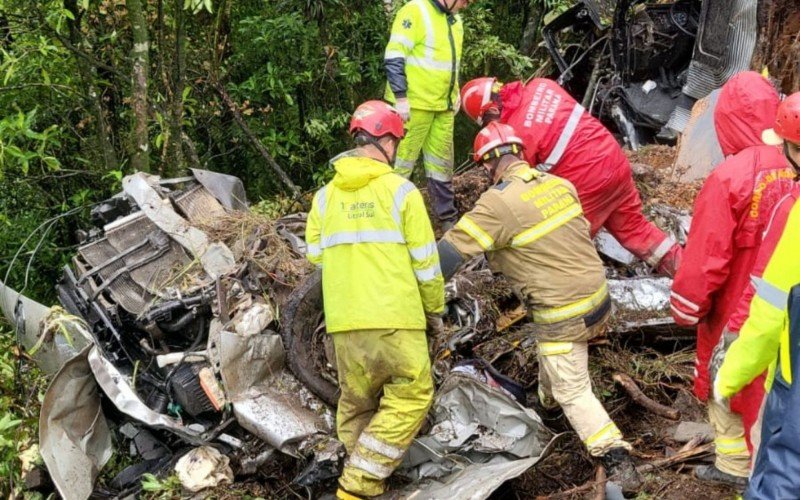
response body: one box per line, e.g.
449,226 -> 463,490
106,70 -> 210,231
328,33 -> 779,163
531,284 -> 609,324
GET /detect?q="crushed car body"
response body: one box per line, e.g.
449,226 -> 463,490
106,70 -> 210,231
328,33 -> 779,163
1,168 -> 690,498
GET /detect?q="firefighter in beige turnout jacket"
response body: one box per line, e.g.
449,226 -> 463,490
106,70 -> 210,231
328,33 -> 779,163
437,122 -> 642,494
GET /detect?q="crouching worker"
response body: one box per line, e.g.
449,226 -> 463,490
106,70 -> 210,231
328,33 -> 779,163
305,100 -> 445,499
437,122 -> 642,494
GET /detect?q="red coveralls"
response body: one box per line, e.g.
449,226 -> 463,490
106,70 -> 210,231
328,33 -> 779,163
499,78 -> 679,272
670,72 -> 794,455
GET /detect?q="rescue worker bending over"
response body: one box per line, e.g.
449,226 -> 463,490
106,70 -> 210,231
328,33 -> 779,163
305,100 -> 445,499
437,122 -> 641,494
384,0 -> 471,229
714,92 -> 800,499
459,76 -> 682,275
669,71 -> 794,488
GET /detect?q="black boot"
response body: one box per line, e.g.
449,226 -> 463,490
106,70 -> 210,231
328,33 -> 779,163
600,447 -> 642,496
530,394 -> 570,433
694,464 -> 748,490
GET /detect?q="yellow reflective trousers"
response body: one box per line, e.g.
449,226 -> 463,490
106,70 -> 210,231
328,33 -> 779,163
538,340 -> 630,456
708,399 -> 751,477
394,109 -> 457,224
334,329 -> 434,497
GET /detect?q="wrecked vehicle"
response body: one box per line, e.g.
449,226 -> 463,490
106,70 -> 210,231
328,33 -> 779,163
2,167 -> 690,498
543,0 -> 757,147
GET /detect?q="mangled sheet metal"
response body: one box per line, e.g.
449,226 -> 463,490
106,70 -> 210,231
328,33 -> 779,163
674,90 -> 724,182
597,205 -> 691,332
0,282 -> 92,375
39,346 -> 113,500
211,305 -> 333,455
122,172 -> 236,279
397,367 -> 555,499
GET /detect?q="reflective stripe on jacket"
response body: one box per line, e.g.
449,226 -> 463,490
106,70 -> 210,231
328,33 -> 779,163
718,187 -> 800,398
306,152 -> 444,333
384,0 -> 463,111
745,285 -> 800,499
499,78 -> 629,232
671,71 -> 792,417
442,161 -> 607,323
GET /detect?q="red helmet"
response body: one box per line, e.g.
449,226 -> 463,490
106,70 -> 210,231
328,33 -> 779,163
461,77 -> 499,125
473,122 -> 524,162
764,92 -> 800,145
349,100 -> 405,139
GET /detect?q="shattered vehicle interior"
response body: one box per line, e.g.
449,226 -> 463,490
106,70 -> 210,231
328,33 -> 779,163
542,0 -> 752,148
1,164 -> 694,498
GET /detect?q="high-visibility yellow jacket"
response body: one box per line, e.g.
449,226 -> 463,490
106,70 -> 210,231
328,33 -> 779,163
305,151 -> 444,333
384,0 -> 463,111
718,188 -> 800,397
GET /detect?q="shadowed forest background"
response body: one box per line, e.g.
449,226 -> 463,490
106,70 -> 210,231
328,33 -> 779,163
0,0 -> 561,304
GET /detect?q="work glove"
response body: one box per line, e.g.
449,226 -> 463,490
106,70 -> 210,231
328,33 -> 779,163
453,93 -> 462,115
712,374 -> 729,409
709,329 -> 736,385
395,97 -> 411,123
709,328 -> 736,408
425,312 -> 446,338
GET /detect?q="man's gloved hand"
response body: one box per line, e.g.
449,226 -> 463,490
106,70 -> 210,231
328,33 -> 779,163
712,374 -> 729,408
453,93 -> 462,115
709,329 -> 736,408
709,329 -> 736,385
395,97 -> 411,123
425,312 -> 445,337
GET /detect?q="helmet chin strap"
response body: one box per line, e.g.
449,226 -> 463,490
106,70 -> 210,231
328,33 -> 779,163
443,0 -> 457,13
369,137 -> 396,166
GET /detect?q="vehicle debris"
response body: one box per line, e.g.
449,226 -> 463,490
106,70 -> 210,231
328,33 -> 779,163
3,163 -> 699,498
174,446 -> 234,493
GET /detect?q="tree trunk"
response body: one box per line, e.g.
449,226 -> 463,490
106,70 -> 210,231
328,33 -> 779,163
520,0 -> 544,57
127,0 -> 150,173
164,0 -> 185,175
64,0 -> 118,172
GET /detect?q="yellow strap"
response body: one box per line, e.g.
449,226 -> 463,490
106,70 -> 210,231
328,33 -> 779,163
538,341 -> 573,356
337,488 -> 364,500
714,436 -> 749,456
780,321 -> 792,384
511,203 -> 583,248
456,216 -> 495,250
585,421 -> 622,447
532,283 -> 609,324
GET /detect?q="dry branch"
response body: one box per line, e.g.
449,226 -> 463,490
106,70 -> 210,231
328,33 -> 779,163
613,372 -> 681,420
537,466 -> 608,500
214,82 -> 300,194
592,466 -> 606,500
636,442 -> 713,473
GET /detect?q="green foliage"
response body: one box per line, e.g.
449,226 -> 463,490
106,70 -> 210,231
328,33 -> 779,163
141,473 -> 183,498
0,108 -> 63,175
0,325 -> 46,498
460,4 -> 534,79
0,0 -> 557,302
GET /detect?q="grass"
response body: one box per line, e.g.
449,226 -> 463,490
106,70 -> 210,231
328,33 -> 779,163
0,323 -> 48,499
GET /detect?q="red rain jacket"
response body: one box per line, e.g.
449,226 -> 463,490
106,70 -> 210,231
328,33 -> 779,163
670,72 -> 794,449
499,78 -> 673,267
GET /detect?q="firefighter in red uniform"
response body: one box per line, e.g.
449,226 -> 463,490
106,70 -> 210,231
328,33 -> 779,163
669,71 -> 795,488
460,76 -> 682,275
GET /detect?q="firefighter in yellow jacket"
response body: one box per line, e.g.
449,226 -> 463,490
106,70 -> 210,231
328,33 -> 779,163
305,100 -> 444,499
437,122 -> 642,494
384,0 -> 470,229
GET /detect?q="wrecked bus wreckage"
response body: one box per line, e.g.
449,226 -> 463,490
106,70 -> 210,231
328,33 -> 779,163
2,168 -> 690,498
543,0 -> 757,147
